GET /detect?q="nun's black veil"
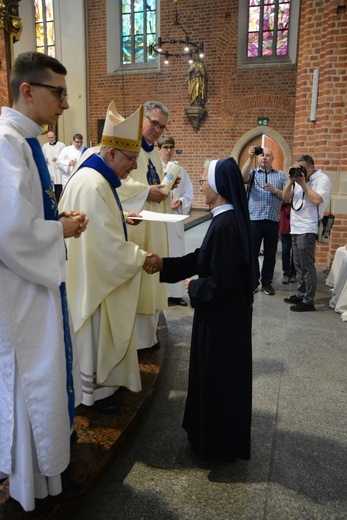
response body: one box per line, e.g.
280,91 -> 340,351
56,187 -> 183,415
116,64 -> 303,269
214,157 -> 254,303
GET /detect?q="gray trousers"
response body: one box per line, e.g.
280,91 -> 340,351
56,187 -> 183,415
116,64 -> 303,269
292,233 -> 317,305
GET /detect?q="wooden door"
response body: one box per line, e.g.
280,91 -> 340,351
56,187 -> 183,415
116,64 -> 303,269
238,134 -> 284,172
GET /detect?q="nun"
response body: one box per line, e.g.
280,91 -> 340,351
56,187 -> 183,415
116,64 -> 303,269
159,157 -> 253,462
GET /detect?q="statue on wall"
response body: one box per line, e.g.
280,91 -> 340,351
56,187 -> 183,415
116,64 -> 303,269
0,0 -> 22,107
187,60 -> 207,108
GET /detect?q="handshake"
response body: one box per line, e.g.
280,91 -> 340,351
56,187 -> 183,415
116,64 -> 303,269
143,253 -> 163,275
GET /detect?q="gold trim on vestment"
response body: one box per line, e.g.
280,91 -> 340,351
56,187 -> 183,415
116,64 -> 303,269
100,135 -> 142,152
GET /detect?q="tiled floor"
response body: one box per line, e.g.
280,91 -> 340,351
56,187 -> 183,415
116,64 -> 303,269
0,210 -> 209,520
2,216 -> 347,519
72,224 -> 347,520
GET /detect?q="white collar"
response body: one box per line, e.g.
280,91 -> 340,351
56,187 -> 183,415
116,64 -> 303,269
211,203 -> 234,217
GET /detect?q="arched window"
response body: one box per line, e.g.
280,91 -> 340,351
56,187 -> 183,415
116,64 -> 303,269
122,0 -> 157,65
238,0 -> 300,67
34,0 -> 56,56
107,0 -> 160,74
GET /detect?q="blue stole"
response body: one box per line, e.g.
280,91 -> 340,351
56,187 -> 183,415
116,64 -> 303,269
26,138 -> 75,428
75,153 -> 128,240
142,137 -> 160,186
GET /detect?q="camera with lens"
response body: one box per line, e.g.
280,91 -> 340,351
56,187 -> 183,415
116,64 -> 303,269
289,165 -> 307,179
254,146 -> 263,156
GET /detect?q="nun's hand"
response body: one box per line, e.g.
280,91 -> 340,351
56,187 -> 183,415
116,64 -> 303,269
184,278 -> 191,293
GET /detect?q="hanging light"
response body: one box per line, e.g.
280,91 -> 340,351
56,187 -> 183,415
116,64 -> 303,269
199,43 -> 204,59
149,0 -> 205,64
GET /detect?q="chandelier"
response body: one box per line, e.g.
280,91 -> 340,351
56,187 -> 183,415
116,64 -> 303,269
149,0 -> 204,65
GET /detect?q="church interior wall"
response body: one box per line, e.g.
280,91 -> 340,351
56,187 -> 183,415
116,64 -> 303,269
87,0 -> 297,210
3,0 -> 346,266
12,0 -> 88,146
292,0 -> 347,266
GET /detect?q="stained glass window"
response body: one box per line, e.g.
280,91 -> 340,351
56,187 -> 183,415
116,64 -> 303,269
34,0 -> 55,57
122,0 -> 157,65
247,0 -> 290,58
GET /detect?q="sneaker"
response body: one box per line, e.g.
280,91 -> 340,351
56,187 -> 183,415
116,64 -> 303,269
281,275 -> 290,284
289,275 -> 297,283
290,302 -> 315,312
284,294 -> 303,304
261,283 -> 275,295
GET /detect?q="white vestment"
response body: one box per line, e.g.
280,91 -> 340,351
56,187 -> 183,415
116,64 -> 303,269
42,140 -> 66,184
162,161 -> 194,298
117,145 -> 169,349
59,159 -> 147,404
57,144 -> 84,188
0,108 -> 72,511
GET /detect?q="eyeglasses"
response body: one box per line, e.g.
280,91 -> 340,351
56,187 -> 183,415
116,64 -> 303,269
74,140 -> 83,144
199,179 -> 208,186
146,115 -> 167,132
117,149 -> 139,164
162,145 -> 175,150
29,82 -> 69,101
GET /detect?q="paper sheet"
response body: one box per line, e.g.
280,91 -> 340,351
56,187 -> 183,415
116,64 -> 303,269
130,210 -> 189,223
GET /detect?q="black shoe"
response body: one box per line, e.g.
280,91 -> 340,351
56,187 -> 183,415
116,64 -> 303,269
90,396 -> 120,414
70,430 -> 78,444
284,294 -> 303,304
261,283 -> 275,295
168,297 -> 187,307
51,475 -> 87,503
290,302 -> 315,312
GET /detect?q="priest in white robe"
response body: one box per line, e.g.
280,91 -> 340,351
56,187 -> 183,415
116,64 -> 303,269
42,130 -> 66,198
117,101 -> 171,350
59,102 -> 161,411
56,133 -> 86,188
0,51 -> 88,512
158,135 -> 194,306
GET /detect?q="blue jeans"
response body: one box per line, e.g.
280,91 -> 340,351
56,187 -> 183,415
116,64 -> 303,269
292,233 -> 317,305
251,220 -> 279,288
281,233 -> 296,277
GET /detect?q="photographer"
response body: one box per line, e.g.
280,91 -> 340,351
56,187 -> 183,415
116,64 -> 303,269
242,146 -> 287,295
282,155 -> 331,312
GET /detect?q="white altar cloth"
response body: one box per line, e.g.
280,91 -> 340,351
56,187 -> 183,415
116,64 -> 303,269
325,245 -> 347,315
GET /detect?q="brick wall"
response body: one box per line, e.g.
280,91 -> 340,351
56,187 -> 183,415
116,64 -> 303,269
86,0 -> 346,266
87,0 -> 296,207
293,0 -> 347,266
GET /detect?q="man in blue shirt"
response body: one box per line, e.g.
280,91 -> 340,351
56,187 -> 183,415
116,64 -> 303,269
242,146 -> 287,295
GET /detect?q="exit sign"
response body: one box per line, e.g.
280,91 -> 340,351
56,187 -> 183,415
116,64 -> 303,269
258,118 -> 269,126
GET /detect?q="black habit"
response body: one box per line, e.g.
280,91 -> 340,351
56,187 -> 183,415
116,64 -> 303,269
160,209 -> 252,461
160,157 -> 253,461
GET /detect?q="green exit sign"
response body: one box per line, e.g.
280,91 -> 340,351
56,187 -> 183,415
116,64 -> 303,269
258,118 -> 269,126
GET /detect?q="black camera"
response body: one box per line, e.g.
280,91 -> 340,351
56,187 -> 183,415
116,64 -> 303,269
254,146 -> 263,156
289,165 -> 307,179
